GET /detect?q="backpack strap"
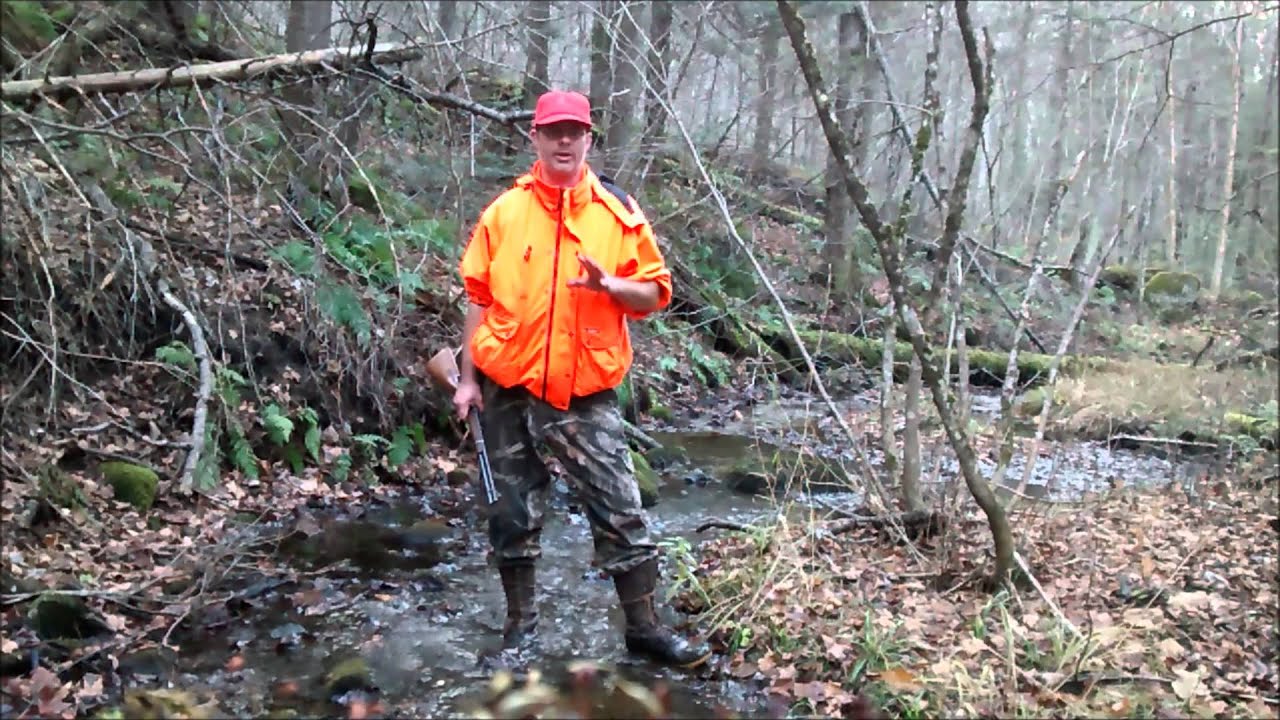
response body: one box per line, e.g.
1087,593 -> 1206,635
596,173 -> 635,212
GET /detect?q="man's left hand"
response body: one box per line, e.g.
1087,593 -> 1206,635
568,253 -> 613,293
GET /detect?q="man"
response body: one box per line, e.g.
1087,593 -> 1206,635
452,89 -> 712,669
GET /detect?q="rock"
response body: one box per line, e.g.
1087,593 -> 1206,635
1143,271 -> 1201,302
30,592 -> 110,641
643,444 -> 688,471
724,450 -> 851,496
647,404 -> 675,422
725,468 -> 772,496
1099,265 -> 1139,292
119,688 -> 221,719
1014,387 -> 1059,418
99,461 -> 159,510
631,450 -> 660,508
324,656 -> 376,699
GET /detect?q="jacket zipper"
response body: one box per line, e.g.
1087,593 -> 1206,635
540,190 -> 566,402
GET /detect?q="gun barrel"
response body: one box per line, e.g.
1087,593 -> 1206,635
468,411 -> 499,506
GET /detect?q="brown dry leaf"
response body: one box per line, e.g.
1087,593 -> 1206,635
1166,591 -> 1212,612
732,662 -> 757,679
1140,555 -> 1155,579
1109,697 -> 1131,716
1156,637 -> 1185,661
878,666 -> 924,692
1171,668 -> 1203,701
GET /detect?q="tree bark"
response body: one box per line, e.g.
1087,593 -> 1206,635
589,0 -> 614,134
901,355 -> 924,512
606,1 -> 642,179
751,14 -> 781,177
643,0 -> 673,146
1210,19 -> 1243,300
777,0 -> 1014,586
822,12 -> 863,302
521,1 -> 551,104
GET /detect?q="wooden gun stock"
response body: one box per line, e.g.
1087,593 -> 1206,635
425,347 -> 498,506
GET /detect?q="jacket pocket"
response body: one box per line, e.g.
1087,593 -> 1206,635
580,310 -> 623,350
483,305 -> 520,341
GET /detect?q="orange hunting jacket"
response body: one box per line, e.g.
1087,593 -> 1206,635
458,161 -> 673,411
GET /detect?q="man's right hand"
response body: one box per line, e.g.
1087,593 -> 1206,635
453,379 -> 483,420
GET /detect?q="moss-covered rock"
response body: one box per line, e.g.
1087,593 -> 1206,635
1014,386 -> 1060,418
724,449 -> 851,496
1099,265 -> 1139,291
631,450 -> 660,508
323,656 -> 375,698
1143,271 -> 1201,301
30,592 -> 110,641
100,461 -> 159,510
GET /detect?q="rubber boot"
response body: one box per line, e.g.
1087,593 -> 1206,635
498,563 -> 538,649
613,558 -> 712,668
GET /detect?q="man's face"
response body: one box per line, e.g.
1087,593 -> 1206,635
531,121 -> 592,184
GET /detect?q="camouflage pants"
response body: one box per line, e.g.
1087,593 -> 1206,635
477,374 -> 658,576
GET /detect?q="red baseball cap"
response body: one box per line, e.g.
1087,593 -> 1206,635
532,90 -> 593,128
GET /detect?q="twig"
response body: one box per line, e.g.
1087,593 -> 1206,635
1013,550 -> 1082,640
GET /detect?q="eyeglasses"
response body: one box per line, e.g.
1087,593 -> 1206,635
534,124 -> 590,141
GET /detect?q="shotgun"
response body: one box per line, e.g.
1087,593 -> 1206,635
425,347 -> 498,506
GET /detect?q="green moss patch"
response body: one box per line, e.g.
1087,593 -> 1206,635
100,461 -> 159,510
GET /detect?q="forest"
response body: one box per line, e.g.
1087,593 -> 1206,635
0,0 -> 1276,718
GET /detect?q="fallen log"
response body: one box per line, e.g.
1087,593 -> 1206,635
2,39 -> 426,101
770,329 -> 1110,388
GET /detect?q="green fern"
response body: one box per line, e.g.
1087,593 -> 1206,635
155,340 -> 196,371
331,452 -> 352,483
316,282 -> 372,346
227,422 -> 259,480
260,403 -> 294,445
387,426 -> 414,467
299,407 -> 321,462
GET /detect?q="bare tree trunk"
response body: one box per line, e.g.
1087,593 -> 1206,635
822,12 -> 862,302
901,355 -> 924,512
282,0 -> 334,207
589,1 -> 614,135
643,0 -> 673,148
1165,25 -> 1180,268
1210,19 -> 1244,300
606,1 -> 642,180
778,0 -> 1015,586
880,301 -> 900,483
522,1 -> 551,104
751,15 -> 781,177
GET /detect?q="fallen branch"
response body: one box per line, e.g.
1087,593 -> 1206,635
156,279 -> 212,493
1014,550 -> 1083,640
2,38 -> 426,101
1107,434 -> 1219,450
695,520 -> 754,534
825,509 -> 946,535
623,419 -> 660,451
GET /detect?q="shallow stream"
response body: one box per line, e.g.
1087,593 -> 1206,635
160,389 -> 1207,717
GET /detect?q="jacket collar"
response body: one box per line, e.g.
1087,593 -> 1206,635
517,160 -> 595,215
